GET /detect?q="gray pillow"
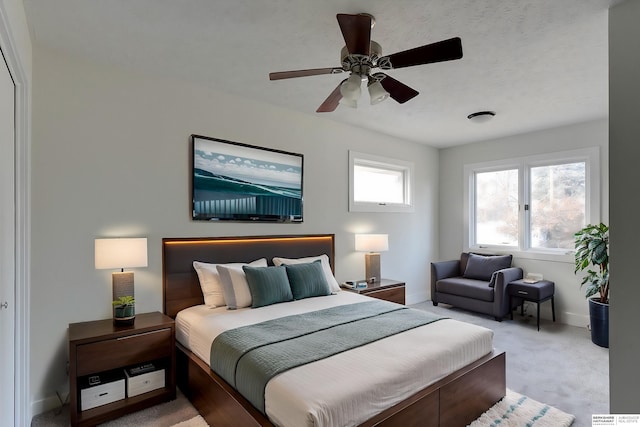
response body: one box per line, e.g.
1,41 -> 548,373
242,265 -> 293,308
463,253 -> 512,281
285,260 -> 331,300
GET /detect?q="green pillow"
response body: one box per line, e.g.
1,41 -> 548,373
285,260 -> 331,300
242,265 -> 293,308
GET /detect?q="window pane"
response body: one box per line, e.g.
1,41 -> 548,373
530,162 -> 585,249
475,169 -> 519,246
354,164 -> 404,204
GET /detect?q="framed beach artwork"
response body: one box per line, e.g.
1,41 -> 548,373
191,135 -> 303,222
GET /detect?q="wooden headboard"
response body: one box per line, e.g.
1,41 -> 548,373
162,234 -> 335,318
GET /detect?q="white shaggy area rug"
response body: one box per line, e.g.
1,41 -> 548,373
172,415 -> 209,427
468,389 -> 575,427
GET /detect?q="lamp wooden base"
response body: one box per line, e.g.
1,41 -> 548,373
364,252 -> 381,283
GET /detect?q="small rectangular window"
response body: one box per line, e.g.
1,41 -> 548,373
349,151 -> 413,213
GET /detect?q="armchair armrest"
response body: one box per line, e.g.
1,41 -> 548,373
494,267 -> 524,289
493,267 -> 524,316
430,260 -> 461,303
430,260 -> 461,281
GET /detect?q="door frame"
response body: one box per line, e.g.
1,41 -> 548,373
0,3 -> 31,426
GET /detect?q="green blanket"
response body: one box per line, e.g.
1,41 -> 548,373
210,300 -> 446,414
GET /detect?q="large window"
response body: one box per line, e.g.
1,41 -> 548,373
464,148 -> 600,257
349,151 -> 414,212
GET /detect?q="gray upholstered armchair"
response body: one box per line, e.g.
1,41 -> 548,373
430,252 -> 523,321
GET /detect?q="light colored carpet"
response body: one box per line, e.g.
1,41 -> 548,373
469,389 -> 575,427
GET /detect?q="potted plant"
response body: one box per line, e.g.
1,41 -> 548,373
574,223 -> 609,348
112,295 -> 135,326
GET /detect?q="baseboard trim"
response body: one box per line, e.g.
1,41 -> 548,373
31,393 -> 64,419
406,290 -> 429,306
563,311 -> 590,329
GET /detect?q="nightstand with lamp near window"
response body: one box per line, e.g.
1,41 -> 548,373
344,234 -> 406,304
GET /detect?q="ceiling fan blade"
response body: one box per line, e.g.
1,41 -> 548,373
337,13 -> 372,56
376,74 -> 419,104
385,37 -> 463,69
316,81 -> 344,113
270,67 -> 344,81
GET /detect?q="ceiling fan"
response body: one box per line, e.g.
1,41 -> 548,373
269,13 -> 463,113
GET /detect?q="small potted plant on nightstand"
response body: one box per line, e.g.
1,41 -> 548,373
112,295 -> 135,326
574,223 -> 609,348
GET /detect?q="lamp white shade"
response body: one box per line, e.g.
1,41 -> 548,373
355,234 -> 389,253
95,238 -> 148,270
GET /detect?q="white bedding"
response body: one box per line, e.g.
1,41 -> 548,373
176,291 -> 494,427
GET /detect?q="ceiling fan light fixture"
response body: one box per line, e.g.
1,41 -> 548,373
467,111 -> 496,123
340,73 -> 363,101
368,80 -> 390,105
339,97 -> 358,108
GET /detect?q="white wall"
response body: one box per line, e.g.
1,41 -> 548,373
30,46 -> 439,413
437,119 -> 609,327
609,0 -> 640,414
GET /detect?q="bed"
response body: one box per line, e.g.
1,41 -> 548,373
163,234 -> 505,427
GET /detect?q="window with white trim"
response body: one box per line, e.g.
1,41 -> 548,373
349,151 -> 414,213
464,148 -> 600,256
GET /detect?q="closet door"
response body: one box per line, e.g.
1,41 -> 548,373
0,46 -> 16,427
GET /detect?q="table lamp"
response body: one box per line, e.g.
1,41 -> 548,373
355,234 -> 388,283
95,237 -> 148,324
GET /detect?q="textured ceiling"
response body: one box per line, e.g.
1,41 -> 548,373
23,0 -> 611,147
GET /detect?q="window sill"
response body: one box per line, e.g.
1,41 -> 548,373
467,247 -> 574,264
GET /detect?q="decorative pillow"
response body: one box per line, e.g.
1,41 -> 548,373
272,254 -> 340,293
216,264 -> 259,310
285,260 -> 331,300
193,258 -> 267,307
463,253 -> 513,282
242,265 -> 293,308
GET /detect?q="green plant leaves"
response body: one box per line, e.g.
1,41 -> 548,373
574,223 -> 609,303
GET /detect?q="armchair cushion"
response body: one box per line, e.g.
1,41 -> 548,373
435,277 -> 495,302
463,253 -> 513,281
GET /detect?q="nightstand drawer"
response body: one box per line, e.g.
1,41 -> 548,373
365,286 -> 405,304
76,328 -> 172,376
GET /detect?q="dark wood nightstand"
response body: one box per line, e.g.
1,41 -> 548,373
341,279 -> 406,304
68,311 -> 176,426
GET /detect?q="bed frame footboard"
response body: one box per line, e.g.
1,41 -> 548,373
177,342 -> 505,427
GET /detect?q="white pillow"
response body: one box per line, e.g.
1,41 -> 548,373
216,264 -> 255,309
272,254 -> 340,293
193,258 -> 267,307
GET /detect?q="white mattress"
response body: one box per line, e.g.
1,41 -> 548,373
176,291 -> 494,427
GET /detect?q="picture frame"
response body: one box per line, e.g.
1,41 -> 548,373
191,135 -> 303,222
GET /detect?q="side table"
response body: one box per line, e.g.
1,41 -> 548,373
508,279 -> 555,331
341,279 -> 405,304
68,311 -> 176,426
